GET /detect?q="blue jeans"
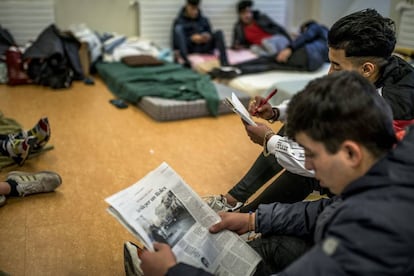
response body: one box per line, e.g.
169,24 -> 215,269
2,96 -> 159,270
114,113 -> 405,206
173,25 -> 229,66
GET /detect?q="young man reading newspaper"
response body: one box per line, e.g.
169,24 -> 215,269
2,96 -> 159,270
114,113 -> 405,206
127,71 -> 414,275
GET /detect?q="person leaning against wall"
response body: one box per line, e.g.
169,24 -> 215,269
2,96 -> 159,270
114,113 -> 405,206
171,0 -> 229,68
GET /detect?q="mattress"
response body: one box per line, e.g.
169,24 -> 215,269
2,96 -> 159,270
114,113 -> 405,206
137,82 -> 251,122
227,63 -> 331,98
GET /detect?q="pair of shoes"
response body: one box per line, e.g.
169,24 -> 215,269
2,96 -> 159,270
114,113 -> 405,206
124,241 -> 143,276
7,171 -> 62,196
1,136 -> 36,166
0,195 -> 6,207
208,66 -> 241,79
203,195 -> 244,212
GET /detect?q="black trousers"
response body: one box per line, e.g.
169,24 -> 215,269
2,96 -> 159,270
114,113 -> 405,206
228,126 -> 326,213
234,47 -> 309,75
173,25 -> 229,66
251,235 -> 313,275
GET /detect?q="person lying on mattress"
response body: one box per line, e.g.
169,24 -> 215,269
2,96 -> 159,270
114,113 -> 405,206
209,1 -> 329,79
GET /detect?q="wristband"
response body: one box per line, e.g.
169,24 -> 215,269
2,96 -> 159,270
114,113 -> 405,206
267,108 -> 280,123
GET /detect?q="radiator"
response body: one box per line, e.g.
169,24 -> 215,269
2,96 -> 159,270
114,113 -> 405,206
136,0 -> 288,48
397,2 -> 414,49
0,0 -> 55,46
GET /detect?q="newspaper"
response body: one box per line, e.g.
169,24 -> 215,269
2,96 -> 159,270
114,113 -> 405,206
105,162 -> 262,276
224,92 -> 257,126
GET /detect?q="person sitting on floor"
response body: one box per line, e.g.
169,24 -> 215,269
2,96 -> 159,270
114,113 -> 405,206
172,0 -> 229,68
232,0 -> 291,56
204,9 -> 414,213
125,71 -> 414,275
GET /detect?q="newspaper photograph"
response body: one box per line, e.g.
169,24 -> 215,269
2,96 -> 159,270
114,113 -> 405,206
105,162 -> 262,276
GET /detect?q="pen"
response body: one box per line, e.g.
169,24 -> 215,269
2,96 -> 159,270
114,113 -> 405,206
253,89 -> 278,115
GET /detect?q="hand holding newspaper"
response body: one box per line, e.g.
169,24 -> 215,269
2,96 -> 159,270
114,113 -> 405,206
105,162 -> 261,276
224,92 -> 257,126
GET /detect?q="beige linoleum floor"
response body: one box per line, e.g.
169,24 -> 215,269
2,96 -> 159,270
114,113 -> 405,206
0,78 -> 281,275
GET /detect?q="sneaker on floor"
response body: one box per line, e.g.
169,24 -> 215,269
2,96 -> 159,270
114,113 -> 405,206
208,67 -> 241,79
218,66 -> 242,79
203,195 -> 244,212
124,241 -> 143,276
7,171 -> 62,197
0,195 -> 6,207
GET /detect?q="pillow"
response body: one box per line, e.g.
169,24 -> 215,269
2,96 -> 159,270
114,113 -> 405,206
121,55 -> 163,67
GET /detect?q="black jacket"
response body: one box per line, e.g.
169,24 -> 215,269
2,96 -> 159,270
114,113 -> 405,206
232,10 -> 291,49
23,24 -> 83,80
172,6 -> 212,50
375,55 -> 414,131
168,125 -> 414,275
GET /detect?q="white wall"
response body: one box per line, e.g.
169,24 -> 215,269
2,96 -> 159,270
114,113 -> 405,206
4,0 -> 403,46
289,0 -> 399,30
54,0 -> 138,37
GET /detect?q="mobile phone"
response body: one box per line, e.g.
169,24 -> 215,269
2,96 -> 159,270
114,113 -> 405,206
109,99 -> 128,109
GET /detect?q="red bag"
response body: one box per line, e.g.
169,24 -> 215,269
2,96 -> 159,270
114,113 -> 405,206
5,46 -> 31,85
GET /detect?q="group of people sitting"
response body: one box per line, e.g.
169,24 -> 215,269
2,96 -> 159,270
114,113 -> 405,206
125,6 -> 414,276
172,0 -> 329,78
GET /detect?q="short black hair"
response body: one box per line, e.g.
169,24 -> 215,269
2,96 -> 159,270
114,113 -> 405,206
237,0 -> 253,13
187,0 -> 200,6
286,71 -> 396,157
328,9 -> 396,59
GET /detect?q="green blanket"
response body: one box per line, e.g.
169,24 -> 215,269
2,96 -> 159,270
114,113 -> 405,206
0,112 -> 53,171
96,62 -> 220,116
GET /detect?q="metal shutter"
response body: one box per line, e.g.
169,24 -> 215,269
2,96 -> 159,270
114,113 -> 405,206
0,0 -> 55,46
397,2 -> 414,49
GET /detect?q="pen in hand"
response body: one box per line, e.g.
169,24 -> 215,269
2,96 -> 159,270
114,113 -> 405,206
253,89 -> 278,116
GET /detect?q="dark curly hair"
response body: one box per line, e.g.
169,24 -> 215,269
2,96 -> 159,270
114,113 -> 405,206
328,9 -> 396,59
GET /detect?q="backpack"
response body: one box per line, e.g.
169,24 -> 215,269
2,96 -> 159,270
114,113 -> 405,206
5,46 -> 31,85
27,54 -> 74,89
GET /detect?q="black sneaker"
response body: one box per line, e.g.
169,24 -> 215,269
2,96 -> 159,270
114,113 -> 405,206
208,68 -> 221,79
220,66 -> 242,78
